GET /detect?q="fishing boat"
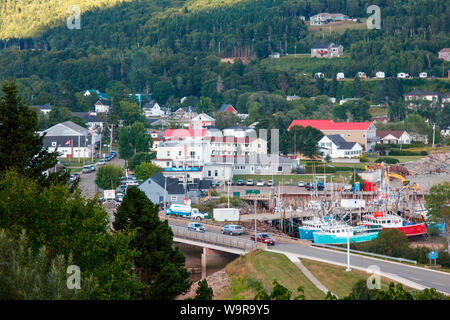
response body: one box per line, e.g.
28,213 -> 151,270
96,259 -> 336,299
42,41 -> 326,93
312,223 -> 379,244
360,211 -> 427,237
298,217 -> 328,240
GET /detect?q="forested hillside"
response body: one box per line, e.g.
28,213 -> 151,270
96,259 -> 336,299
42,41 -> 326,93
0,0 -> 448,132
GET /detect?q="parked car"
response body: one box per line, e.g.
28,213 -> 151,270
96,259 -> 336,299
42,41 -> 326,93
267,180 -> 275,186
237,179 -> 244,186
104,155 -> 111,161
297,181 -> 305,187
221,224 -> 244,235
295,166 -> 305,174
115,192 -> 124,203
305,181 -> 324,191
72,172 -> 80,181
98,159 -> 106,166
246,179 -> 254,186
187,222 -> 206,233
110,151 -> 117,158
90,164 -> 96,172
82,165 -> 91,173
256,179 -> 265,186
119,185 -> 128,193
250,233 -> 275,245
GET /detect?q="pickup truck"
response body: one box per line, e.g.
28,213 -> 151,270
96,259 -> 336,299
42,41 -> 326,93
165,204 -> 208,220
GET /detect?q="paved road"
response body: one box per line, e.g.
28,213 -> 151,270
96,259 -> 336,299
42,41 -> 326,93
272,243 -> 450,294
79,157 -> 125,198
169,218 -> 450,294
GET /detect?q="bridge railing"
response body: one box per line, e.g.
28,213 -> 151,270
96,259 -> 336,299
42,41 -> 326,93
171,225 -> 257,252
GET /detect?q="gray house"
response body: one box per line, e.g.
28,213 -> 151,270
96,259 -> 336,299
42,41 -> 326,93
138,172 -> 212,206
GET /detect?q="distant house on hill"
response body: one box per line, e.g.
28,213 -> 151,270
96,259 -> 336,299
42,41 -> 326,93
310,13 -> 348,26
174,106 -> 197,120
84,89 -> 109,100
217,104 -> 238,115
71,111 -> 105,132
30,103 -> 52,115
189,113 -> 216,129
404,89 -> 442,107
311,42 -> 343,58
143,101 -> 164,118
438,48 -> 450,61
94,99 -> 110,113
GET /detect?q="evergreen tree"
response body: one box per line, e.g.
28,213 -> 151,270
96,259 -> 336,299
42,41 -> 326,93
0,81 -> 67,186
194,279 -> 214,300
113,186 -> 191,299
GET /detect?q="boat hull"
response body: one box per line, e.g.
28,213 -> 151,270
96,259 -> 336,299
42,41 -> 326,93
298,227 -> 319,240
313,231 -> 379,244
395,223 -> 427,236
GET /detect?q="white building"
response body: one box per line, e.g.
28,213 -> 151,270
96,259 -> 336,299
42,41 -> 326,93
336,73 -> 345,80
375,71 -> 385,79
95,99 -> 110,113
42,121 -> 97,159
376,130 -> 411,145
206,136 -> 267,157
318,135 -> 363,159
143,102 -> 164,118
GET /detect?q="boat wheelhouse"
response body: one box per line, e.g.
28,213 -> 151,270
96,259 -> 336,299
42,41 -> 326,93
298,217 -> 328,240
361,211 -> 427,237
313,224 -> 379,244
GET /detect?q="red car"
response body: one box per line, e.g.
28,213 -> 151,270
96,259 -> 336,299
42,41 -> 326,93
250,233 -> 275,245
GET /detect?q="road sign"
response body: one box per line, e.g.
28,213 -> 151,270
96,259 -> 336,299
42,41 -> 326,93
428,251 -> 438,260
246,189 -> 260,195
233,191 -> 241,198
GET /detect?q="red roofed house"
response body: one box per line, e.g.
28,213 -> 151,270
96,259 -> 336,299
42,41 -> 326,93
288,119 -> 377,151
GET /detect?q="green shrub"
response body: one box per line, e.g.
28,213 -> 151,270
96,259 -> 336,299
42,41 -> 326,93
420,151 -> 428,156
375,157 -> 399,164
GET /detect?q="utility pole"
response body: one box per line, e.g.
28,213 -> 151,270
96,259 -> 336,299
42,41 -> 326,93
432,123 -> 436,148
346,230 -> 351,272
78,135 -> 81,163
109,124 -> 114,154
254,199 -> 257,244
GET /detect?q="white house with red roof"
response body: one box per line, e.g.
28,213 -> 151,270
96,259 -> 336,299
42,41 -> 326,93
288,119 -> 377,151
376,130 -> 411,145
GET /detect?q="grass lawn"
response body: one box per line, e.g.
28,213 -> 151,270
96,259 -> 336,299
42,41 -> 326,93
216,250 -> 325,300
301,258 -> 415,298
307,19 -> 367,34
369,106 -> 388,117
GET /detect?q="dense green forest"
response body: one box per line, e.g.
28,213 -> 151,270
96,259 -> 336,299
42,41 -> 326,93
0,0 -> 449,133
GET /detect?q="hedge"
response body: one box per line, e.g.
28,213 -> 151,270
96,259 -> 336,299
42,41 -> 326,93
388,150 -> 428,156
375,157 -> 400,164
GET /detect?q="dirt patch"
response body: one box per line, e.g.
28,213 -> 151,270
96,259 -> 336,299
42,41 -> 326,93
176,269 -> 231,300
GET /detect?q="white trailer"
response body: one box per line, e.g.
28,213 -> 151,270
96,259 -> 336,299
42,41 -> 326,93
213,208 -> 240,222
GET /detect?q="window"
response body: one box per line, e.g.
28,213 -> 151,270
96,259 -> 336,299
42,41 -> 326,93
170,196 -> 177,201
214,170 -> 218,177
178,151 -> 182,156
52,141 -> 57,147
278,166 -> 282,172
167,151 -> 171,157
208,170 -> 211,176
